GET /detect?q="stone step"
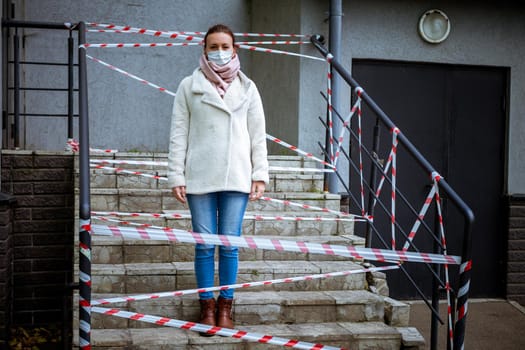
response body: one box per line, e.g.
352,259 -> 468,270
74,322 -> 425,349
88,154 -> 324,191
87,153 -> 321,170
91,210 -> 356,238
88,290 -> 408,330
91,260 -> 368,294
90,188 -> 342,213
90,168 -> 324,193
91,233 -> 365,264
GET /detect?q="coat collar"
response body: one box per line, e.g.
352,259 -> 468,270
191,69 -> 250,115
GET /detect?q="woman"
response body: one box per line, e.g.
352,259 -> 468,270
167,24 -> 269,332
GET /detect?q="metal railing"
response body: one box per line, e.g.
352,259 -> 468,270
2,19 -> 91,349
311,34 -> 474,350
2,19 -> 79,149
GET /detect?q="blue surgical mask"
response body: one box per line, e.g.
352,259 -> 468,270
207,49 -> 233,66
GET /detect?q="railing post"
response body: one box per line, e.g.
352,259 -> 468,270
430,205 -> 442,350
365,118 -> 381,247
327,0 -> 343,194
67,28 -> 74,140
77,21 -> 92,350
13,28 -> 19,148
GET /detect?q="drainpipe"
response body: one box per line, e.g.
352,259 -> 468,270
327,0 -> 343,194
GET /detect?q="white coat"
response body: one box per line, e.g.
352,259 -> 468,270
167,68 -> 269,194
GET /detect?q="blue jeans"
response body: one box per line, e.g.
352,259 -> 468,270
187,191 -> 249,300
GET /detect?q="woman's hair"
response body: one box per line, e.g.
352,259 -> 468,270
204,24 -> 236,48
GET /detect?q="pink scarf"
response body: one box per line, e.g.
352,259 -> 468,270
199,53 -> 240,97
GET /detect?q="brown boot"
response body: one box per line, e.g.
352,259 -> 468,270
198,298 -> 216,337
216,296 -> 234,329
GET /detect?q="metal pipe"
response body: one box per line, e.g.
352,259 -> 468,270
13,29 -> 19,148
68,32 -> 74,139
365,118 -> 381,247
2,19 -> 74,30
327,0 -> 343,194
430,207 -> 442,350
77,21 -> 92,350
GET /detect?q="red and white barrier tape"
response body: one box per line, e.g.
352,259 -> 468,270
91,306 -> 346,350
92,264 -> 399,306
87,23 -> 310,38
332,93 -> 362,168
67,139 -> 118,153
89,158 -> 331,173
86,54 -> 177,96
267,135 -> 335,170
90,164 -> 164,180
91,224 -> 461,265
91,158 -> 167,166
259,196 -> 357,219
92,211 -> 361,223
87,23 -> 200,41
82,41 -> 310,48
432,172 -> 454,348
401,185 -> 437,252
86,23 -> 323,61
90,163 -> 332,185
390,128 -> 399,250
356,95 -> 366,217
82,42 -> 201,49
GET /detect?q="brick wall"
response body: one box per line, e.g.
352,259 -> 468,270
508,195 -> 525,306
0,150 -> 75,345
0,193 -> 16,348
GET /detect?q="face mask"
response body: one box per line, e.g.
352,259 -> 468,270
207,49 -> 233,66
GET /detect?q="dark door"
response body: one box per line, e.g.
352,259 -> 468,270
352,60 -> 507,299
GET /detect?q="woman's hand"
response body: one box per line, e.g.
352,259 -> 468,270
250,181 -> 266,201
172,186 -> 187,204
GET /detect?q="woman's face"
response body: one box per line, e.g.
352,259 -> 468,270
204,32 -> 236,56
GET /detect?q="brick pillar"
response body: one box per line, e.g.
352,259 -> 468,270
0,193 -> 16,348
508,194 -> 525,306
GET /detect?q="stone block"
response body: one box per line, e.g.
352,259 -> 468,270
124,244 -> 171,263
384,296 -> 410,326
117,173 -> 157,189
396,327 -> 426,349
119,191 -> 162,213
341,321 -> 401,350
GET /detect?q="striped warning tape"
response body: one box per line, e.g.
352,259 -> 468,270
267,135 -> 335,169
90,164 -> 164,180
81,41 -> 310,48
91,264 -> 399,306
259,196 -> 356,219
91,305 -> 347,349
87,23 -> 200,41
91,224 -> 461,265
82,42 -> 201,48
89,158 -> 332,173
92,211 -> 361,224
86,23 -> 323,61
86,54 -> 176,96
67,139 -> 118,154
87,23 -> 310,38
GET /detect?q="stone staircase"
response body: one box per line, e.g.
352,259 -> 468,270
74,153 -> 425,349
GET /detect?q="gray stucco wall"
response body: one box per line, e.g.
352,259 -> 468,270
5,0 -> 525,194
12,0 -> 251,152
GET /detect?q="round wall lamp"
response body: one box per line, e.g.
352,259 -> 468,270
418,9 -> 451,44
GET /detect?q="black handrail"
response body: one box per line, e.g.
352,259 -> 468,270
2,19 -> 78,146
2,19 -> 90,350
311,34 -> 474,350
